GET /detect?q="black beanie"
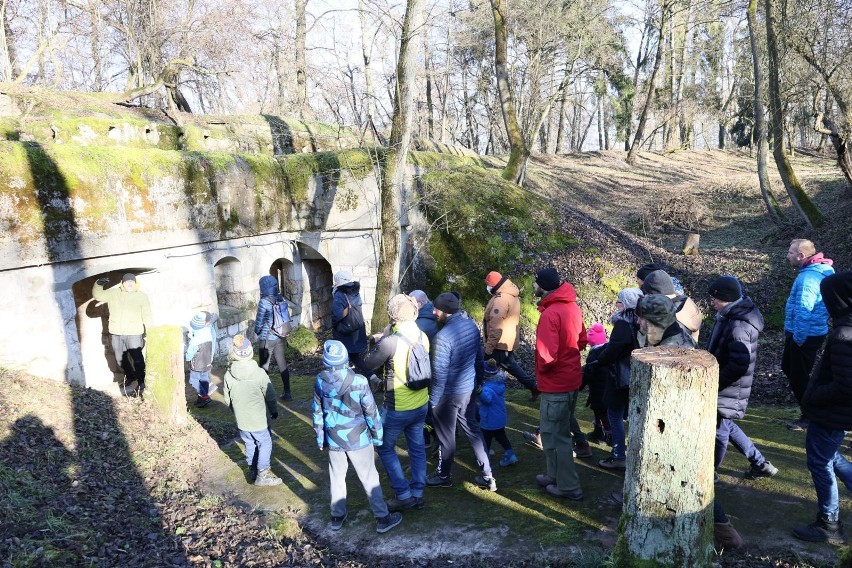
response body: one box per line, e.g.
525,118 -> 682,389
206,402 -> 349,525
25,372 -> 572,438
821,271 -> 852,319
434,291 -> 461,314
535,268 -> 561,292
636,263 -> 664,281
708,276 -> 742,302
641,270 -> 676,295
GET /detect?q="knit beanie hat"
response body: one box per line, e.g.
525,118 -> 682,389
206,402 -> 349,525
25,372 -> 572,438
485,271 -> 503,287
190,311 -> 213,330
333,269 -> 354,288
617,287 -> 643,310
636,263 -> 664,282
122,273 -> 136,283
636,294 -> 677,328
387,293 -> 419,322
434,291 -> 461,314
535,268 -> 561,292
322,340 -> 349,367
708,276 -> 742,302
231,334 -> 253,360
821,271 -> 852,319
641,270 -> 676,295
587,322 -> 607,346
484,358 -> 501,379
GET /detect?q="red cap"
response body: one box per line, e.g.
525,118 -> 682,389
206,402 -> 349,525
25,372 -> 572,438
485,271 -> 503,287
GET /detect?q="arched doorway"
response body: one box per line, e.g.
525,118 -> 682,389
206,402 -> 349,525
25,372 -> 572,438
295,243 -> 333,330
214,256 -> 248,309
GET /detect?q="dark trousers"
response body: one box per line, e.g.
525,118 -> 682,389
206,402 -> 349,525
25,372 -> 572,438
112,334 -> 145,385
482,428 -> 513,452
432,392 -> 492,478
782,333 -> 825,406
492,349 -> 535,390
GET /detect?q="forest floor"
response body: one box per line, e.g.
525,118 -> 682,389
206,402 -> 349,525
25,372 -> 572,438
3,148 -> 852,567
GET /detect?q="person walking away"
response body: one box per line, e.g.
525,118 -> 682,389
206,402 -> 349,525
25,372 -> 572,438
409,290 -> 439,343
92,273 -> 153,396
793,271 -> 852,544
583,322 -> 611,444
331,270 -> 372,376
483,271 -> 539,400
640,269 -> 702,342
254,275 -> 292,400
783,239 -> 835,430
589,288 -> 643,470
186,311 -> 217,407
362,294 -> 430,512
312,340 -> 402,533
427,292 -> 497,491
223,335 -> 282,487
479,359 -> 518,467
532,268 -> 587,500
706,276 -> 778,480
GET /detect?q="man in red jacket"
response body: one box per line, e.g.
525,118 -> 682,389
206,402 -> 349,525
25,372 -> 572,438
532,267 -> 588,500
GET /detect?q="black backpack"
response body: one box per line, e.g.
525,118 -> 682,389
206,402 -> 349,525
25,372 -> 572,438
395,331 -> 431,391
336,294 -> 365,335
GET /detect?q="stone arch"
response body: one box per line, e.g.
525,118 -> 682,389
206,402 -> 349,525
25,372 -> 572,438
71,268 -> 156,393
268,258 -> 301,324
295,242 -> 333,330
213,256 -> 247,310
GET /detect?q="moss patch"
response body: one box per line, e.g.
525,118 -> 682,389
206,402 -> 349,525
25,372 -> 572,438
285,326 -> 319,356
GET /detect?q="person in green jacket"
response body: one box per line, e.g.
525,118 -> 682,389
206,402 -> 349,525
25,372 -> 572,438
223,335 -> 282,487
92,273 -> 153,396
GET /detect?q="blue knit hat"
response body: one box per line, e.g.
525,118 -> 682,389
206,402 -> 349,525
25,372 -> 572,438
484,359 -> 501,379
323,340 -> 348,367
190,311 -> 213,330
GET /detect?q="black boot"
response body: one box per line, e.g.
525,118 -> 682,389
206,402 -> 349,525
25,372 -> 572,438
280,369 -> 292,401
793,514 -> 847,544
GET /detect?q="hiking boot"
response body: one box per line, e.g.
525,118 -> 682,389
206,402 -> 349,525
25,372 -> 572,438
545,484 -> 583,500
499,451 -> 519,467
523,430 -> 543,450
386,496 -> 425,512
744,461 -> 778,480
426,473 -> 453,488
587,428 -> 608,445
536,474 -> 556,487
714,521 -> 744,549
330,513 -> 347,531
473,475 -> 497,492
248,465 -> 258,484
598,457 -> 627,470
793,514 -> 847,544
254,468 -> 283,487
574,442 -> 593,459
376,512 -> 403,534
787,417 -> 809,431
194,395 -> 211,408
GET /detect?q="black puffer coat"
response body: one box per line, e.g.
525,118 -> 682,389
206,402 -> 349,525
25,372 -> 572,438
706,297 -> 764,419
595,309 -> 639,409
803,271 -> 852,430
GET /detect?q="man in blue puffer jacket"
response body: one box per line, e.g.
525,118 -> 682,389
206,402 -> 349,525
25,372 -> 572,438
783,239 -> 835,431
426,292 -> 496,492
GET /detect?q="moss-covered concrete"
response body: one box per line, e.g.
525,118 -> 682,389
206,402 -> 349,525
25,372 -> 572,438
145,325 -> 189,428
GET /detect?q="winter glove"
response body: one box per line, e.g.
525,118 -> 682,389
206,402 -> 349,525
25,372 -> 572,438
270,411 -> 279,420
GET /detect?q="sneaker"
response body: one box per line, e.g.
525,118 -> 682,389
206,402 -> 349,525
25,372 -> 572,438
254,468 -> 283,487
574,442 -> 593,459
281,392 -> 292,401
523,430 -> 543,450
536,474 -> 556,487
714,521 -> 744,549
194,395 -> 211,408
473,475 -> 497,492
793,514 -> 847,544
598,457 -> 627,470
545,484 -> 583,500
376,512 -> 403,534
499,453 -> 519,467
386,496 -> 425,512
744,461 -> 778,480
426,473 -> 453,488
330,513 -> 347,531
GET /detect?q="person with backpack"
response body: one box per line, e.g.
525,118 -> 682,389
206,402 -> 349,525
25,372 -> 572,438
331,269 -> 371,376
640,269 -> 702,342
255,275 -> 292,400
186,311 -> 217,408
312,340 -> 403,534
363,294 -> 431,512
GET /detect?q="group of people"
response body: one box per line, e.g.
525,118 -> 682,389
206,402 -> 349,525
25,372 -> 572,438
90,238 -> 852,546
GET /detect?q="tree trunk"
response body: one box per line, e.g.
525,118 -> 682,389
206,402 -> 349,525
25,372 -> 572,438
439,21 -> 453,143
747,0 -> 783,225
358,0 -> 376,126
0,0 -> 13,81
764,0 -> 822,228
627,4 -> 667,165
295,0 -> 310,120
371,0 -> 425,331
814,113 -> 852,194
490,0 -> 530,185
614,347 -> 718,568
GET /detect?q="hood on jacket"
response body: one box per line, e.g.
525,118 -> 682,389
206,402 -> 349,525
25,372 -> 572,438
725,296 -> 765,333
821,270 -> 852,319
805,252 -> 834,267
259,275 -> 280,297
335,281 -> 361,296
227,359 -> 260,381
418,302 -> 437,319
491,278 -> 520,298
538,281 -> 578,312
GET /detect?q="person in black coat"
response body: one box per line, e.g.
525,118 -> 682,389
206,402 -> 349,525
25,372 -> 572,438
706,276 -> 778,480
793,271 -> 852,544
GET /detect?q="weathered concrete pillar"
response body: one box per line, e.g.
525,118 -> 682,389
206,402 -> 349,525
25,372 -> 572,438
614,347 -> 719,568
145,325 -> 189,428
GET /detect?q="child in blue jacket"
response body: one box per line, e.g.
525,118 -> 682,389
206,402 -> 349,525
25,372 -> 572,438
479,359 -> 518,466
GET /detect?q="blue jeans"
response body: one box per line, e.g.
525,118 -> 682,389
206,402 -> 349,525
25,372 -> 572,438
607,403 -> 627,460
806,422 -> 852,521
240,428 -> 273,471
377,404 -> 428,499
715,417 -> 766,468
